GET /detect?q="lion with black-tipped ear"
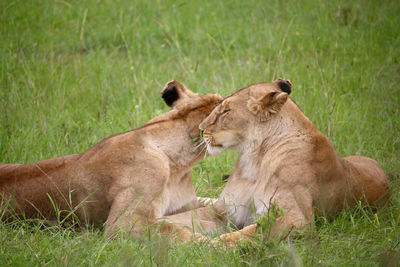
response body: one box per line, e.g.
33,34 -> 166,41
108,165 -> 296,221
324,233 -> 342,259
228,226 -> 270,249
164,79 -> 389,246
0,80 -> 222,241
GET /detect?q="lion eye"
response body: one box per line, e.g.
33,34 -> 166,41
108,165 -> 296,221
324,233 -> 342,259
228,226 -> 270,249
222,109 -> 230,114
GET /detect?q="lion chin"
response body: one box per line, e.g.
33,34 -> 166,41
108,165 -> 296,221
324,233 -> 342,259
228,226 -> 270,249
206,144 -> 224,156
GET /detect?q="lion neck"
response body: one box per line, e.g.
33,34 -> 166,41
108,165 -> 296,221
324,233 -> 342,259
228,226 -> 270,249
237,100 -> 317,181
145,114 -> 207,175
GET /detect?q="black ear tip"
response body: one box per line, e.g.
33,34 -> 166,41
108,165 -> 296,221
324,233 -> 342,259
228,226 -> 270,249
276,78 -> 292,94
162,82 -> 179,107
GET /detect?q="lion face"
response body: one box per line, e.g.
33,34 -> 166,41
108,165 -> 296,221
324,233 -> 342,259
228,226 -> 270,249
199,95 -> 247,155
199,79 -> 292,156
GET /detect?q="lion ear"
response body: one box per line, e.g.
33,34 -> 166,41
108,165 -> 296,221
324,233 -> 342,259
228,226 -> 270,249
247,91 -> 288,121
275,78 -> 292,94
161,80 -> 198,107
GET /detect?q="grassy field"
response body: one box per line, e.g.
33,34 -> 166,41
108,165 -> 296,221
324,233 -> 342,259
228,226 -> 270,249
1,0 -> 400,265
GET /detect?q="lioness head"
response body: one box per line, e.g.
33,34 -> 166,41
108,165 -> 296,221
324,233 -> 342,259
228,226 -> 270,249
160,80 -> 223,140
199,79 -> 292,155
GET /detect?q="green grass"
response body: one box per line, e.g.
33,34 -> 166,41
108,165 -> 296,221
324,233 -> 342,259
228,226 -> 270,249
1,0 -> 400,265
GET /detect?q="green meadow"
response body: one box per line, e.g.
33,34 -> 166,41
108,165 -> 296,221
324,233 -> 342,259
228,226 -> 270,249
1,0 -> 399,265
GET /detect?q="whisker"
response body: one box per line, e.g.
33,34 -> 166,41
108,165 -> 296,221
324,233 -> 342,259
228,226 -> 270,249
197,142 -> 208,157
203,146 -> 208,160
193,139 -> 206,152
203,140 -> 211,159
194,139 -> 205,149
197,139 -> 210,157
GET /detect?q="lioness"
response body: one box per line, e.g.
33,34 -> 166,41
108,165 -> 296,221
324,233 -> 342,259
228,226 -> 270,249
0,80 -> 222,241
194,79 -> 389,244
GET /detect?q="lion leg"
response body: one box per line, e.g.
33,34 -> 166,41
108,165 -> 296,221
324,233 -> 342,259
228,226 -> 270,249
158,220 -> 207,243
104,201 -> 144,239
214,190 -> 313,247
161,204 -> 227,235
105,212 -> 206,242
212,224 -> 258,246
105,210 -> 207,243
104,189 -> 208,242
166,172 -> 204,215
213,212 -> 309,247
103,186 -> 160,239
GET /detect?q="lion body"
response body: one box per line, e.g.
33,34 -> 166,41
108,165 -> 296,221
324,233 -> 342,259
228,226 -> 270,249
0,81 -> 222,240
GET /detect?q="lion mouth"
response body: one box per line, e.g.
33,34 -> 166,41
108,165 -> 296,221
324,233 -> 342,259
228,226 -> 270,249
205,138 -> 223,148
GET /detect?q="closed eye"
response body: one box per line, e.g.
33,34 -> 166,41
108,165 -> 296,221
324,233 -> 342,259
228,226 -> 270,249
222,109 -> 230,114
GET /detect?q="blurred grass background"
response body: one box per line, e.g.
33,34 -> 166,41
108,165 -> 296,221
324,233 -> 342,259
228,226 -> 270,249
1,0 -> 399,265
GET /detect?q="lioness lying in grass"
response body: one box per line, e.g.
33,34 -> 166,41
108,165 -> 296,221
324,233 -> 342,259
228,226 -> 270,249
0,81 -> 222,241
163,79 -> 389,246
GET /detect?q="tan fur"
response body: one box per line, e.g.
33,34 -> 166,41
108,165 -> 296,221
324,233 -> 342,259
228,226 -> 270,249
193,79 -> 389,245
0,80 -> 222,241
